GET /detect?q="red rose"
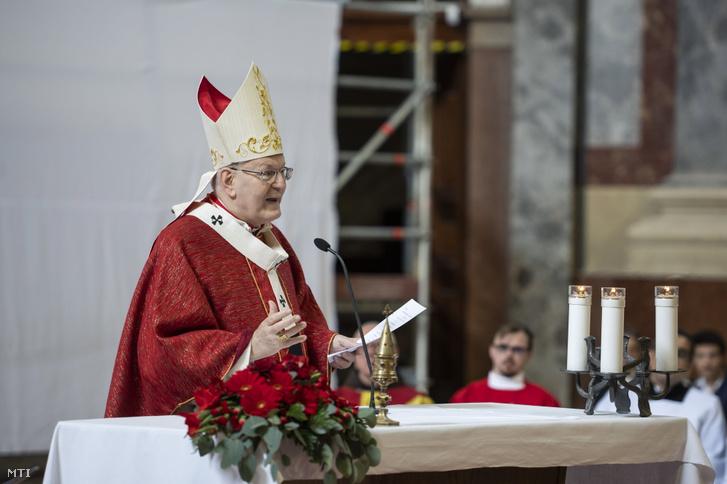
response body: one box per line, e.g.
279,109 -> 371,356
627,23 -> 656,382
269,370 -> 296,402
182,412 -> 201,436
335,395 -> 353,409
299,388 -> 321,415
193,386 -> 221,410
283,355 -> 306,371
225,370 -> 264,394
315,374 -> 329,387
240,383 -> 282,417
231,416 -> 244,431
269,370 -> 293,389
297,366 -> 314,381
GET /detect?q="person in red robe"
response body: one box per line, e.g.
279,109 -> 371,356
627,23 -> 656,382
450,324 -> 560,407
105,64 -> 356,417
337,322 -> 434,406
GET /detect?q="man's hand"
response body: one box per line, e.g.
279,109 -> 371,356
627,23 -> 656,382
250,301 -> 307,361
329,334 -> 358,369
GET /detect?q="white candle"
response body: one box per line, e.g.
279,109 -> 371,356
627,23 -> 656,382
567,285 -> 592,371
655,286 -> 679,371
600,287 -> 625,374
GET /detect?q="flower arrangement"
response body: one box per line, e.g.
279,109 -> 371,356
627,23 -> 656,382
183,355 -> 379,483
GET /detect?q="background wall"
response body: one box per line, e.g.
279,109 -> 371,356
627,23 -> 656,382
0,0 -> 341,453
508,0 -> 576,405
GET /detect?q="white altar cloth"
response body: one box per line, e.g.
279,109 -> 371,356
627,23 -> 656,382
43,403 -> 714,484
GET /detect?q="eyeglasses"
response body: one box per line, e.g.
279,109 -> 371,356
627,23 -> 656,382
228,166 -> 294,183
492,344 -> 529,355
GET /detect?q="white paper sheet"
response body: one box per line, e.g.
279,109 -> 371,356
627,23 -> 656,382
327,299 -> 426,361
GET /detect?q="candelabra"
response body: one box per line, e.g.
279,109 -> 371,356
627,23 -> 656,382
566,335 -> 684,417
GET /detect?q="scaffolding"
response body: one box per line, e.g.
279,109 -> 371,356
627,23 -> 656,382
337,0 -> 460,392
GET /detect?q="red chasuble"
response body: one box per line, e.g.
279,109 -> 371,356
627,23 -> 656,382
450,378 -> 560,407
105,215 -> 335,417
336,386 -> 433,407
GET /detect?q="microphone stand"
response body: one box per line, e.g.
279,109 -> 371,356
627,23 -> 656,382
315,239 -> 376,411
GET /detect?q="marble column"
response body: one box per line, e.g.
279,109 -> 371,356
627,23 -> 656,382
675,0 -> 727,181
509,0 -> 576,404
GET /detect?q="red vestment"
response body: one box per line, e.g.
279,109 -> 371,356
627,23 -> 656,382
336,386 -> 433,406
105,214 -> 335,417
449,378 -> 560,407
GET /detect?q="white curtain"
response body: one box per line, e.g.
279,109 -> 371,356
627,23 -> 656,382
0,0 -> 340,453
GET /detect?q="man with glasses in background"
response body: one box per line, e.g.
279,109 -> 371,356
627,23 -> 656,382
450,324 -> 560,406
105,63 -> 357,418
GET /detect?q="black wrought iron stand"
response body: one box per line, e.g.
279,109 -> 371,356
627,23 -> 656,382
566,335 -> 683,417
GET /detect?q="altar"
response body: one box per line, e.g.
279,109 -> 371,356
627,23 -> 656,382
42,403 -> 714,484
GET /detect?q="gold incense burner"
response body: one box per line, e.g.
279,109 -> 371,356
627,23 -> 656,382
372,305 -> 399,426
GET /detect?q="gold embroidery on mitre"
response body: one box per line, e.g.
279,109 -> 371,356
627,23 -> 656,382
210,148 -> 224,168
237,65 -> 283,156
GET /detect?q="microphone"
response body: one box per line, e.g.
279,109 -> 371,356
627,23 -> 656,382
314,237 -> 376,410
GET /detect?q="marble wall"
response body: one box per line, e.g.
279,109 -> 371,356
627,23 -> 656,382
675,0 -> 727,178
509,0 -> 576,404
586,0 -> 643,148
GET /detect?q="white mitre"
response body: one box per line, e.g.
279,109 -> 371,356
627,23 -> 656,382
171,63 -> 284,218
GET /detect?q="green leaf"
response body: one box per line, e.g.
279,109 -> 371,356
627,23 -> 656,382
323,469 -> 337,484
302,429 -> 318,447
353,457 -> 369,483
270,463 -> 279,481
281,453 -> 291,467
325,403 -> 338,416
348,440 -> 364,458
310,414 -> 341,435
267,414 -> 281,426
263,426 -> 283,454
292,429 -> 306,447
355,425 -> 372,445
336,452 -> 352,477
357,408 -> 376,428
287,403 -> 307,421
333,434 -> 349,455
221,438 -> 245,469
238,451 -> 257,482
242,416 -> 269,437
365,445 -> 381,467
321,443 -> 334,471
197,435 -> 215,457
284,421 -> 300,431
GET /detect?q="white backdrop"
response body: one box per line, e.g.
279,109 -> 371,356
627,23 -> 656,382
0,0 -> 340,453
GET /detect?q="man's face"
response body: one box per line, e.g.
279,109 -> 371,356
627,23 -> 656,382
489,331 -> 531,377
693,343 -> 724,382
651,334 -> 692,388
223,154 -> 287,226
677,335 -> 692,372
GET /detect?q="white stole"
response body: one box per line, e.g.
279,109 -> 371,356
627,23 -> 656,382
188,202 -> 292,378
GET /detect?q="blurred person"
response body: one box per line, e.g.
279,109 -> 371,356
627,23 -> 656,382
105,64 -> 357,417
596,330 -> 726,483
337,322 -> 433,406
450,324 -> 560,407
692,330 -> 727,418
